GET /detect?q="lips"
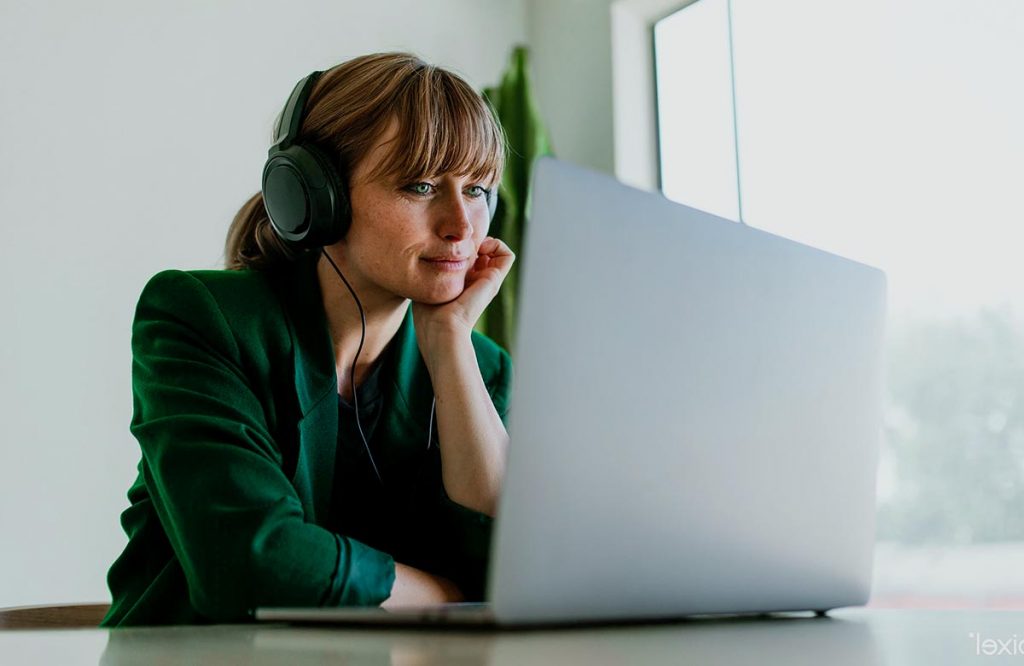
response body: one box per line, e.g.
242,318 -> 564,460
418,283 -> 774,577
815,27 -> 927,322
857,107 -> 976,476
421,254 -> 470,272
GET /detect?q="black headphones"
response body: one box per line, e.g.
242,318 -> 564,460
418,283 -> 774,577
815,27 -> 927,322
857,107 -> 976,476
262,70 -> 498,250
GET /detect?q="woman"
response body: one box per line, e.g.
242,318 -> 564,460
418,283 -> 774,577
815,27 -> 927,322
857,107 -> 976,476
101,52 -> 514,626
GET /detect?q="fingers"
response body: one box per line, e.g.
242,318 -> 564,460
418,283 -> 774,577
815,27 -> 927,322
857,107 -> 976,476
476,236 -> 515,260
472,237 -> 515,278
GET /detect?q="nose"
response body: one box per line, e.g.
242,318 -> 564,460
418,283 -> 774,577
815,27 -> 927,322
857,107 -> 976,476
437,193 -> 474,242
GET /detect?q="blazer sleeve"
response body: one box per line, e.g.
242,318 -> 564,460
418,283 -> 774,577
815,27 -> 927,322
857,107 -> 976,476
130,270 -> 395,621
434,344 -> 514,599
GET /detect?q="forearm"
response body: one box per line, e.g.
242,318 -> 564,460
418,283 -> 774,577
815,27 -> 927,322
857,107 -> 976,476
382,563 -> 464,608
423,333 -> 509,517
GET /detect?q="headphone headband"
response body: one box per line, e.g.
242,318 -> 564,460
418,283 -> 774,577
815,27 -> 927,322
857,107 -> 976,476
271,71 -> 323,153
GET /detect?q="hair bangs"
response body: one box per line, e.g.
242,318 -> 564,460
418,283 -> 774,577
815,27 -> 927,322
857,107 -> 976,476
365,67 -> 505,187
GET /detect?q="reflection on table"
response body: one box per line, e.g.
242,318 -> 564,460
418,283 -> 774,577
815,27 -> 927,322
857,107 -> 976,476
3,609 -> 1022,665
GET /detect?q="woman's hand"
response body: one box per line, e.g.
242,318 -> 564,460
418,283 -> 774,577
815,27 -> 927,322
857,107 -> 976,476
412,236 -> 515,357
408,236 -> 513,518
381,562 -> 464,609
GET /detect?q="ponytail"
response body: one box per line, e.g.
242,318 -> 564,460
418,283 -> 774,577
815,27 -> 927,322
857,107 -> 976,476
223,192 -> 300,270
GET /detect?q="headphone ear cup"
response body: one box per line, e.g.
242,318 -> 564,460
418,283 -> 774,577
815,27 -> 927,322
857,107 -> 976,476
303,142 -> 351,243
487,188 -> 499,222
262,143 -> 350,249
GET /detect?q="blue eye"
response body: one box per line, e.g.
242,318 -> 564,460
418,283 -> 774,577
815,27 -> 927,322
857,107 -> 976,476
406,182 -> 434,195
467,185 -> 490,198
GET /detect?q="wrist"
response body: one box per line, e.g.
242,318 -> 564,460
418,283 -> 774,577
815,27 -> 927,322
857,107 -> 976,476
421,326 -> 474,372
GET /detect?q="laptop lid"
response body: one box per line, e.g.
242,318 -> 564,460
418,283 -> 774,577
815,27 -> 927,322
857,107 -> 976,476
488,157 -> 886,624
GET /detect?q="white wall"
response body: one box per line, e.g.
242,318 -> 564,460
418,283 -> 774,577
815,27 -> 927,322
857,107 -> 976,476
526,0 -> 617,175
0,0 -> 527,607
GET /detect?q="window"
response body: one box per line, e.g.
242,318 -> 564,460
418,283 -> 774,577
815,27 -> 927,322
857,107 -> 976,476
655,0 -> 1024,607
654,0 -> 739,221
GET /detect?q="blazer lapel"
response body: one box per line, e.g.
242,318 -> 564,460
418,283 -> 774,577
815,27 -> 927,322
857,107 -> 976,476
354,305 -> 435,462
385,307 -> 436,443
276,252 -> 338,526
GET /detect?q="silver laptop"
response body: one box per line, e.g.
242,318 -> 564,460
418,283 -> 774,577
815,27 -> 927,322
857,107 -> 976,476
257,156 -> 887,627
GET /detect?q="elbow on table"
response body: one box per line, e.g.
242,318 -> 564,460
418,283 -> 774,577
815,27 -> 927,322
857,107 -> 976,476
184,566 -> 255,623
181,521 -> 306,623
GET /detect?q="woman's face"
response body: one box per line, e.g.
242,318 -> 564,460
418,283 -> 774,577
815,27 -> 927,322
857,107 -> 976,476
338,123 -> 496,306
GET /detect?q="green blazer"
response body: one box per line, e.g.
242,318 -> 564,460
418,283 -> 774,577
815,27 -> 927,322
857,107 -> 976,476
101,252 -> 513,627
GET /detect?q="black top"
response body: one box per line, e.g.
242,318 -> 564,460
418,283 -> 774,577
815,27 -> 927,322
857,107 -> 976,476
329,339 -> 450,580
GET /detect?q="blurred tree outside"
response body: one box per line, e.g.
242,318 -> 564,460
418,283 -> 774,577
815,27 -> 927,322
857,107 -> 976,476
877,306 -> 1024,544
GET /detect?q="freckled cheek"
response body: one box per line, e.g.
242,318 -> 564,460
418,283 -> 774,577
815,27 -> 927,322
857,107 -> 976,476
367,216 -> 418,257
472,221 -> 489,246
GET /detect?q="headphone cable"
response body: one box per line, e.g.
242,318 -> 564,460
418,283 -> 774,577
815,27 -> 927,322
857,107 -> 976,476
320,249 -> 440,488
321,248 -> 384,485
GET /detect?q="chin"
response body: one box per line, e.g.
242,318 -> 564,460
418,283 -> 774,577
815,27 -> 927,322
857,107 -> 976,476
415,289 -> 461,305
410,280 -> 464,305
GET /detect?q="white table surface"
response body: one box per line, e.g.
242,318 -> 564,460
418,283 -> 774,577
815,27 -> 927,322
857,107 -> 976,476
3,608 -> 1024,665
